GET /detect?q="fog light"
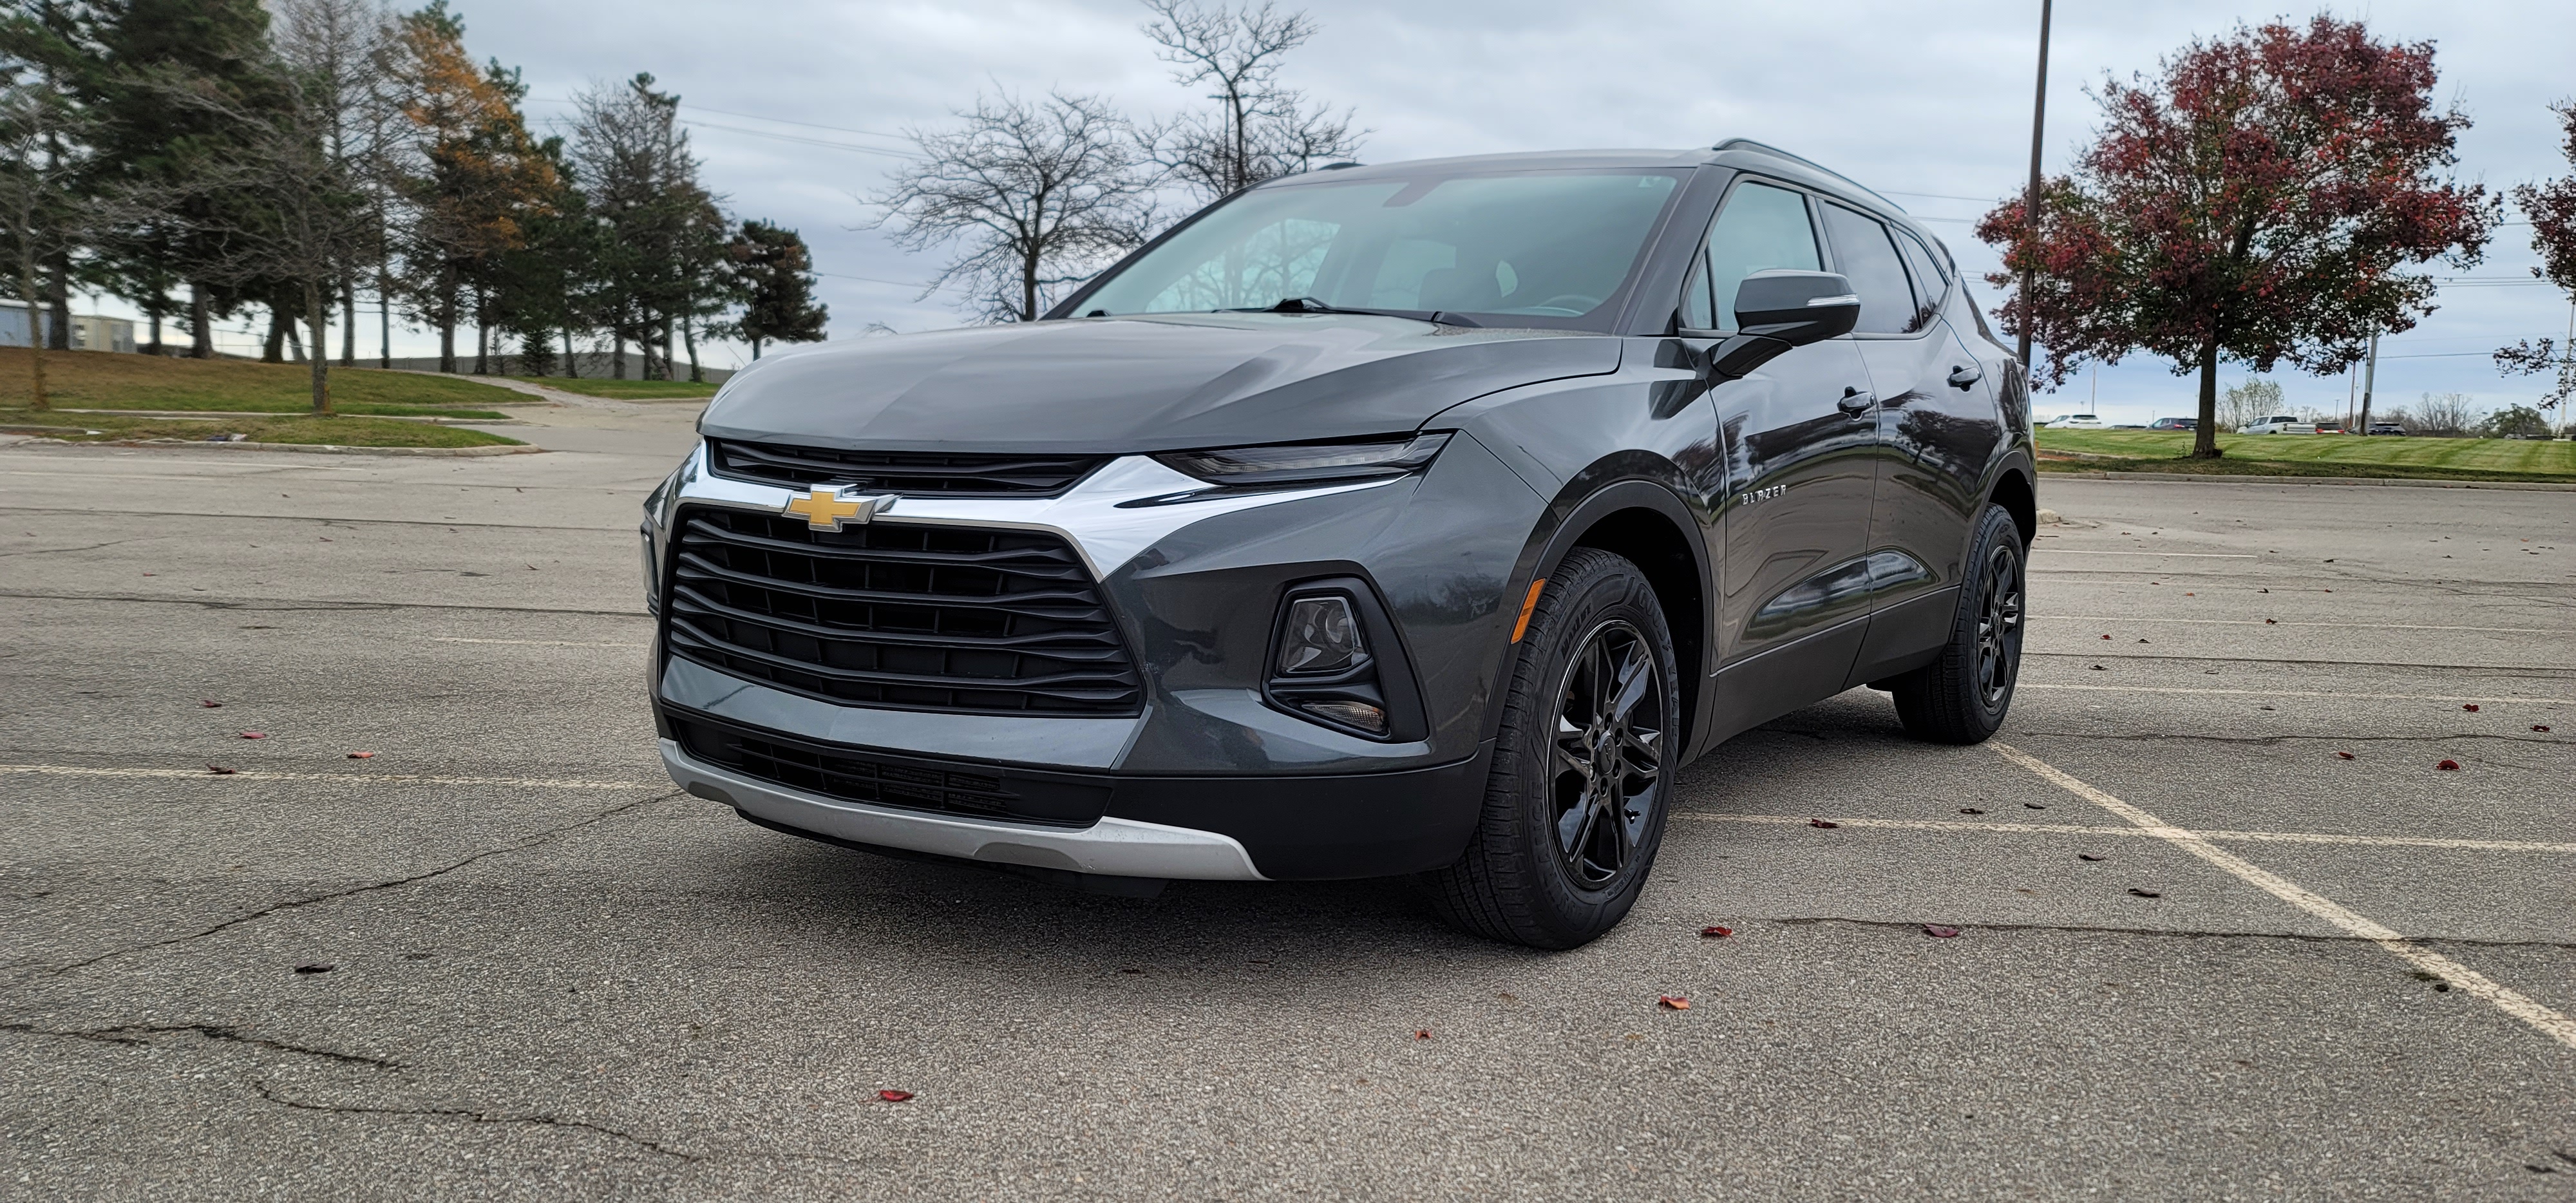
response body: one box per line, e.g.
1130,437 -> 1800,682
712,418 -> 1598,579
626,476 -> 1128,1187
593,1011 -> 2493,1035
1297,699 -> 1387,735
1277,596 -> 1365,675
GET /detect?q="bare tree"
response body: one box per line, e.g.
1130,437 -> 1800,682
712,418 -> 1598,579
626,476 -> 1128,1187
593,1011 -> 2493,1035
1138,0 -> 1361,202
0,71 -> 91,411
874,90 -> 1152,323
270,0 -> 397,368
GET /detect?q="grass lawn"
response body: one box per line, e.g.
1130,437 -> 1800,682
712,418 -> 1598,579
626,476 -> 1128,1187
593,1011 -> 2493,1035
0,346 -> 518,417
1,408 -> 521,448
513,376 -> 719,400
2038,428 -> 2576,482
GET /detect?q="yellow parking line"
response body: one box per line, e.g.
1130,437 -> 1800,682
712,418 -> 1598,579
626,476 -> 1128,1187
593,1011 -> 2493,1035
1989,741 -> 2576,1052
1679,812 -> 2576,855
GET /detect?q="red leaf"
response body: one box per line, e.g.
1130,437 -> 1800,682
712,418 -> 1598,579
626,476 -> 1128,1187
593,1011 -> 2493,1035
876,1089 -> 913,1103
1413,1029 -> 1432,1040
238,732 -> 266,740
1700,925 -> 1733,938
2462,704 -> 2479,712
347,752 -> 374,759
2436,759 -> 2460,770
2264,618 -> 2277,625
2334,751 -> 2354,759
1808,818 -> 1839,829
200,699 -> 222,708
1922,925 -> 1960,938
1658,996 -> 1690,1010
2535,725 -> 2552,733
205,764 -> 236,775
2101,634 -> 2111,639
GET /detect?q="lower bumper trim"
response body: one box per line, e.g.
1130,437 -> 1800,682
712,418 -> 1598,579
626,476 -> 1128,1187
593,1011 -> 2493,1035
661,739 -> 1266,880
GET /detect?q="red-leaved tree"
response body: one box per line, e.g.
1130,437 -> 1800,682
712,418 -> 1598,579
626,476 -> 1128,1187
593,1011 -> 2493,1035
2494,101 -> 2576,415
1979,16 -> 2497,457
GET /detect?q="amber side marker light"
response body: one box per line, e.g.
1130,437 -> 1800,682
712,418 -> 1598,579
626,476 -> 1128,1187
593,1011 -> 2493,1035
1510,579 -> 1547,643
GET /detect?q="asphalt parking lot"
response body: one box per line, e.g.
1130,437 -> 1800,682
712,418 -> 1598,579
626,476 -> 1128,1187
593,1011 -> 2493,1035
4,403 -> 2571,1199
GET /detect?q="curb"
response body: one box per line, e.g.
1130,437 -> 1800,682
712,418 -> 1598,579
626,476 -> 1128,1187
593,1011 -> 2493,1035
14,437 -> 543,457
53,409 -> 529,426
2044,470 -> 2576,493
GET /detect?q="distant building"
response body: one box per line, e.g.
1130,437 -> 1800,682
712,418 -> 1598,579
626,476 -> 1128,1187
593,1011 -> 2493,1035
0,301 -> 137,354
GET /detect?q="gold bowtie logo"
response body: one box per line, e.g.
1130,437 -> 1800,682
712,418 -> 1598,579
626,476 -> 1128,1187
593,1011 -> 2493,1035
782,486 -> 891,531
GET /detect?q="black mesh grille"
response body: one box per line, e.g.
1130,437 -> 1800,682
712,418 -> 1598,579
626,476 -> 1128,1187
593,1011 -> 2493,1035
674,712 -> 1110,827
663,507 -> 1143,715
707,439 -> 1106,496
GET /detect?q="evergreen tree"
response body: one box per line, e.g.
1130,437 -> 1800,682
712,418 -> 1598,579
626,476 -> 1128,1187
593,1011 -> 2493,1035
723,218 -> 826,359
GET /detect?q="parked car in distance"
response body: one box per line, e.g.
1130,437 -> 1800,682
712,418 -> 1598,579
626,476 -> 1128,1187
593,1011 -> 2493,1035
2044,413 -> 2105,428
2148,417 -> 2197,431
2241,415 -> 2317,435
2311,421 -> 2345,434
640,140 -> 2037,949
2366,422 -> 2406,436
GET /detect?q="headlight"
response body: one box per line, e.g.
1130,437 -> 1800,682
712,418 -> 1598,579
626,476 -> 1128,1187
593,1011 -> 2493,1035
1154,432 -> 1450,488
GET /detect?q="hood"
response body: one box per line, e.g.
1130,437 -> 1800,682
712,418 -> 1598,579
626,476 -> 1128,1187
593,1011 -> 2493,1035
698,314 -> 1622,453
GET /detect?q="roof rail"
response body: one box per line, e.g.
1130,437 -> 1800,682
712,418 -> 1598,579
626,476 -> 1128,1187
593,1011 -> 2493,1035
1709,138 -> 1906,214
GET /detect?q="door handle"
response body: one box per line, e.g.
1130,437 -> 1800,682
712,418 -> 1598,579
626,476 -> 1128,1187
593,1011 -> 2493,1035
1837,388 -> 1876,417
1947,365 -> 1982,390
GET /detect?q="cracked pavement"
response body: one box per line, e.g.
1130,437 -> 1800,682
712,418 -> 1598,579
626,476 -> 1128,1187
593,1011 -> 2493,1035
3,408 -> 2572,1198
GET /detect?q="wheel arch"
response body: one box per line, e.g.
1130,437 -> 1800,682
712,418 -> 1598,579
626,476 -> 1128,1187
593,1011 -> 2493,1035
1987,462 -> 2036,547
1496,478 -> 1712,759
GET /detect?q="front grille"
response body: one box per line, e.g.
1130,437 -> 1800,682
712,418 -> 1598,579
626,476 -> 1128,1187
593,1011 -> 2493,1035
663,507 -> 1143,715
707,439 -> 1107,496
674,712 -> 1110,827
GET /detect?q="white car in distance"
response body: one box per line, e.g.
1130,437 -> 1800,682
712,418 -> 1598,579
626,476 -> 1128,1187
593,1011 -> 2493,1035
2043,413 -> 2105,428
2241,415 -> 2318,435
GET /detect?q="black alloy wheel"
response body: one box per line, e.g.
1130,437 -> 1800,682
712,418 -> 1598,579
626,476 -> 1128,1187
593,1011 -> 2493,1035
1549,620 -> 1665,889
1426,547 -> 1680,949
1890,502 -> 2026,744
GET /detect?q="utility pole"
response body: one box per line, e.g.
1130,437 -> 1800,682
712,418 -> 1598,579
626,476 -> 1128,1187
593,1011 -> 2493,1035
2358,332 -> 2378,433
2016,0 -> 2054,375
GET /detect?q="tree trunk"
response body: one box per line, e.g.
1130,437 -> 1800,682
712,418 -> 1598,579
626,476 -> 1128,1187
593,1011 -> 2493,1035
663,317 -> 676,383
305,279 -> 331,415
683,314 -> 701,383
612,332 -> 625,379
1022,257 -> 1039,323
376,266 -> 392,369
44,255 -> 69,350
189,284 -> 213,359
262,305 -> 287,363
20,250 -> 48,412
437,289 -> 456,374
339,278 -> 355,366
563,328 -> 578,377
2190,336 -> 2222,459
750,336 -> 762,361
473,294 -> 488,375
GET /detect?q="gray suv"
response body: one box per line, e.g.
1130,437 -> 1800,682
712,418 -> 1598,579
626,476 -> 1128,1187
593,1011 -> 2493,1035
643,141 -> 2037,947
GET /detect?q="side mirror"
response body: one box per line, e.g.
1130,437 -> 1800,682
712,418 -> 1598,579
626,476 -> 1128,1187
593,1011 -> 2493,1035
1733,270 -> 1859,346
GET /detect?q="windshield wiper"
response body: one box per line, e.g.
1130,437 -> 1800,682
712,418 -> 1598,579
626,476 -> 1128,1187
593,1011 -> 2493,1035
1218,297 -> 1479,327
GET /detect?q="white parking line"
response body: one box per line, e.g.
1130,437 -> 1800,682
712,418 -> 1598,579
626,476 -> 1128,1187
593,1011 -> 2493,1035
0,764 -> 658,790
1989,741 -> 2576,1051
2032,550 -> 2259,558
2022,683 -> 2574,705
2049,617 -> 2559,634
1680,812 -> 2576,854
429,637 -> 649,648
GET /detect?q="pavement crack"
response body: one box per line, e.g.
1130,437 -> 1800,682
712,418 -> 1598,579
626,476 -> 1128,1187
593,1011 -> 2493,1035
2,1021 -> 402,1068
247,1079 -> 701,1162
0,539 -> 138,558
1769,915 -> 2576,952
43,790 -> 686,976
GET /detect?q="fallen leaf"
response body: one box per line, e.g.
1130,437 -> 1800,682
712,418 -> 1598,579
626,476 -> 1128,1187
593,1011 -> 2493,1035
2462,704 -> 2479,712
876,1090 -> 913,1103
1414,1029 -> 1432,1040
238,732 -> 266,739
2258,588 -> 2269,593
2128,888 -> 2162,898
1922,925 -> 1960,938
2137,638 -> 2150,643
2078,853 -> 2103,862
1658,996 -> 1690,1010
2336,751 -> 2355,759
293,963 -> 334,974
2264,618 -> 2277,625
2100,634 -> 2111,639
2088,664 -> 2105,671
1959,808 -> 1985,815
2184,592 -> 2195,596
2535,725 -> 2552,733
1808,818 -> 1839,829
200,699 -> 222,708
1700,925 -> 1733,938
2436,759 -> 2460,770
1118,968 -> 1143,975
2024,802 -> 2047,810
205,764 -> 237,775
347,752 -> 374,759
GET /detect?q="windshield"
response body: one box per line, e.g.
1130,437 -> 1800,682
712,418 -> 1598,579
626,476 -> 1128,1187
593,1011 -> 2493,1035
1067,170 -> 1685,328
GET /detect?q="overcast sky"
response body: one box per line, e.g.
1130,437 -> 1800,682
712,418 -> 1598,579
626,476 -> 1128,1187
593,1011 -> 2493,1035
146,1 -> 2576,419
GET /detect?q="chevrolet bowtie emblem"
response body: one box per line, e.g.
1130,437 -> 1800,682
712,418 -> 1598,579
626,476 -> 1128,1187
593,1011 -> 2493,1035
782,486 -> 893,531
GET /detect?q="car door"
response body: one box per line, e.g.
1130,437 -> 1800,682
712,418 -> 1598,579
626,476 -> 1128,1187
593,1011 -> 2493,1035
1685,179 -> 1880,736
1817,205 -> 2005,685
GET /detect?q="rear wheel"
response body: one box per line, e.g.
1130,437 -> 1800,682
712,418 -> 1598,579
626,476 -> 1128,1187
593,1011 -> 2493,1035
1889,503 -> 2025,744
1426,548 -> 1678,949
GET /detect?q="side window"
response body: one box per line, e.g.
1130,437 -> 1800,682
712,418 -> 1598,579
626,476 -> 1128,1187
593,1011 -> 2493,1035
1820,204 -> 1915,336
1681,181 -> 1821,330
1894,227 -> 1949,333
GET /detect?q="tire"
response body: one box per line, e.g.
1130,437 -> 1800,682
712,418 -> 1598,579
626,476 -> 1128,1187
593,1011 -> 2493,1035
1889,503 -> 2027,744
1425,548 -> 1680,949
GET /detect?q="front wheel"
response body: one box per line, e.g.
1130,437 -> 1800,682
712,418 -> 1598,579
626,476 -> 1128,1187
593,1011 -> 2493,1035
1889,503 -> 2027,744
1425,548 -> 1679,949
